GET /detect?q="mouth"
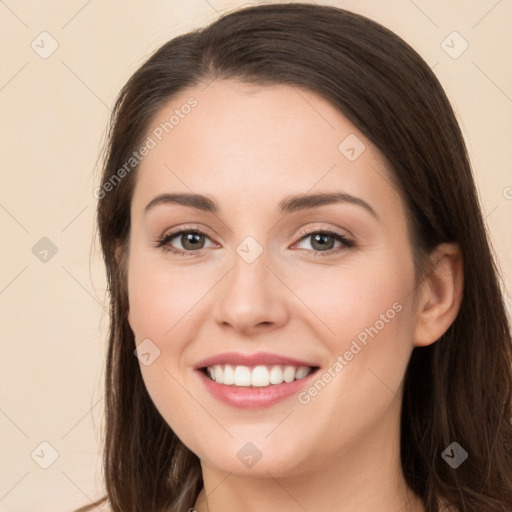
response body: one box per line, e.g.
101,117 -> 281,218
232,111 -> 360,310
199,364 -> 320,387
195,358 -> 321,409
193,351 -> 321,408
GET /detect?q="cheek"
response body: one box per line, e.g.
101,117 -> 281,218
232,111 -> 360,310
126,254 -> 204,440
291,296 -> 415,464
126,251 -> 213,417
127,247 -> 207,341
286,254 -> 414,353
288,254 -> 416,410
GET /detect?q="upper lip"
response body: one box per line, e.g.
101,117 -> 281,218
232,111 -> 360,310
193,352 -> 319,370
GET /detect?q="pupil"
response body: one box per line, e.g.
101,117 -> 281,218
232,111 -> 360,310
183,232 -> 203,250
313,233 -> 333,250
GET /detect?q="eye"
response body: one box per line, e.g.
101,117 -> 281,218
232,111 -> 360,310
154,228 -> 216,255
153,225 -> 355,257
293,227 -> 355,256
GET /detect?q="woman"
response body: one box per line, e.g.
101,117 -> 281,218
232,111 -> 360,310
77,3 -> 512,511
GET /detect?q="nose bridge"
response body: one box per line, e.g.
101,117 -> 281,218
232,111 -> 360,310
213,234 -> 288,332
231,236 -> 269,290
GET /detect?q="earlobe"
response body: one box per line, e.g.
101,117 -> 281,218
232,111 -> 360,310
413,243 -> 464,347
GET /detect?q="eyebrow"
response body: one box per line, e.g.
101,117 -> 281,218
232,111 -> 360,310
144,192 -> 378,219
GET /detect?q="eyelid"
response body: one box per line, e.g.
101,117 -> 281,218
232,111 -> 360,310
158,223 -> 216,242
295,224 -> 353,240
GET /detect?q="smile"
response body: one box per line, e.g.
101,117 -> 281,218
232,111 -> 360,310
193,351 -> 321,408
202,364 -> 315,387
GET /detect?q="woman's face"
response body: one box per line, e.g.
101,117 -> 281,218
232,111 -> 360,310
126,79 -> 420,478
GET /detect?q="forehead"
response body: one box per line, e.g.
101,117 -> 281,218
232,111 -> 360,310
131,79 -> 402,221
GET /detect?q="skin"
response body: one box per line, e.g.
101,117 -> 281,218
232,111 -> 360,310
122,79 -> 463,512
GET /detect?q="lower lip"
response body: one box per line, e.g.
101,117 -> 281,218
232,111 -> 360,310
195,368 -> 319,409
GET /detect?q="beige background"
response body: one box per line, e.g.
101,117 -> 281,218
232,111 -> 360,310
0,1 -> 510,510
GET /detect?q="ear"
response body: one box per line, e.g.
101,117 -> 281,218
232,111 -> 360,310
413,243 -> 464,347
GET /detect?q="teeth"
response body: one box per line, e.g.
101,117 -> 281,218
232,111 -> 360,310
283,366 -> 295,383
205,364 -> 314,387
269,365 -> 284,384
234,366 -> 251,386
295,366 -> 310,380
251,365 -> 269,387
223,364 -> 235,385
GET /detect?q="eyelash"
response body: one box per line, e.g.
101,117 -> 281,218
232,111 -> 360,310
153,226 -> 356,257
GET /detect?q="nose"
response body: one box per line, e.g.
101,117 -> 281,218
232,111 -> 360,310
212,246 -> 289,336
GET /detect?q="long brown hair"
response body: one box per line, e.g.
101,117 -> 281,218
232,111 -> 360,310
77,3 -> 512,511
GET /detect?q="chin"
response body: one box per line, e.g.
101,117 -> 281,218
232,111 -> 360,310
194,435 -> 317,479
